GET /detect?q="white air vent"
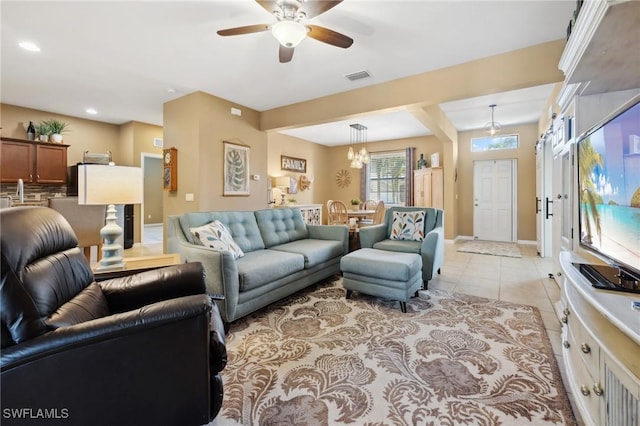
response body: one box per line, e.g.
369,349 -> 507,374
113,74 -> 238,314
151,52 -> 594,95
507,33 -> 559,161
153,138 -> 163,148
345,70 -> 372,81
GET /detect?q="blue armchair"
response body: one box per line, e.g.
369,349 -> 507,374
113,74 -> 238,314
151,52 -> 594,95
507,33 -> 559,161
358,207 -> 444,288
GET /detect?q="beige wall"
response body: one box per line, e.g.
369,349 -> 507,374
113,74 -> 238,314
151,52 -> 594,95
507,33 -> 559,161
1,104 -> 120,165
162,91 -> 267,250
267,132 -> 332,210
456,123 -> 539,241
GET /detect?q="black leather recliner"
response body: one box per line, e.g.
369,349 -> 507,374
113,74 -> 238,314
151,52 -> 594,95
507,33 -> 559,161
1,206 -> 227,426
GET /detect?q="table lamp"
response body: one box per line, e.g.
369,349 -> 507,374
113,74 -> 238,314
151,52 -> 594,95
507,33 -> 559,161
275,176 -> 289,205
78,163 -> 143,270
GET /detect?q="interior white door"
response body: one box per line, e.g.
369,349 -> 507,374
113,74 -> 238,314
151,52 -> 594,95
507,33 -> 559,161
473,159 -> 516,242
536,136 -> 554,257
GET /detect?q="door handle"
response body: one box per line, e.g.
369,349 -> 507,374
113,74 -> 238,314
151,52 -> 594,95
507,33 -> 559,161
536,197 -> 541,214
546,198 -> 553,219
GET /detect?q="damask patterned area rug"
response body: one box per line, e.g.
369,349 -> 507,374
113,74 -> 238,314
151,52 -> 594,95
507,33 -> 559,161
457,239 -> 523,258
211,278 -> 575,426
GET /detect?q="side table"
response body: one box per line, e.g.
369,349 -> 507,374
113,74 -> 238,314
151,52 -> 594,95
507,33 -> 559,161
93,253 -> 181,281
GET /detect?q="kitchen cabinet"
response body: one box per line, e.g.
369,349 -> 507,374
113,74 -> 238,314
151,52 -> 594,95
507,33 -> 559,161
413,167 -> 443,209
0,137 -> 68,184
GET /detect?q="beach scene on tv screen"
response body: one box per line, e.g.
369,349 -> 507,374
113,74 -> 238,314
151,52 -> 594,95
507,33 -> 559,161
579,103 -> 640,270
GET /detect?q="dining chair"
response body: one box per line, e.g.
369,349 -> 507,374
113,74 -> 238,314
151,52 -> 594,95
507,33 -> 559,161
359,200 -> 385,227
362,199 -> 377,210
328,200 -> 348,225
48,197 -> 107,263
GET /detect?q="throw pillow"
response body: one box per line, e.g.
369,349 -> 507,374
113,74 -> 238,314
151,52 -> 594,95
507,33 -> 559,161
190,220 -> 244,259
390,210 -> 426,241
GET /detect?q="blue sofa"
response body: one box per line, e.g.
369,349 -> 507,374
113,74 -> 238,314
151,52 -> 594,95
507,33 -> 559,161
359,206 -> 444,287
167,208 -> 348,323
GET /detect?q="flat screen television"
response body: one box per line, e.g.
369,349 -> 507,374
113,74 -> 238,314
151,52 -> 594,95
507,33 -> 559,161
576,94 -> 640,293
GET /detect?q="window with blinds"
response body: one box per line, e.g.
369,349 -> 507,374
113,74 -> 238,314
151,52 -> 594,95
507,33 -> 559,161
366,150 -> 406,205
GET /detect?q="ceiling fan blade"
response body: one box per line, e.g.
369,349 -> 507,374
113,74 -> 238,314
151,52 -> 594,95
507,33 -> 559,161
217,24 -> 271,37
255,1 -> 283,17
299,1 -> 343,19
279,45 -> 294,63
306,25 -> 353,48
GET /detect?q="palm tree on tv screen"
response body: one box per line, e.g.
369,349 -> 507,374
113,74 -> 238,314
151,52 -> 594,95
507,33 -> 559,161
578,137 -> 603,245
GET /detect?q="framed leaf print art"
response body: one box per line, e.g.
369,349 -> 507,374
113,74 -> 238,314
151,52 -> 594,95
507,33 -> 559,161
223,141 -> 250,196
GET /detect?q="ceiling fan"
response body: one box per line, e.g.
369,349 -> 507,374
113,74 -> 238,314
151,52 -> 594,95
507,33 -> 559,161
217,0 -> 353,63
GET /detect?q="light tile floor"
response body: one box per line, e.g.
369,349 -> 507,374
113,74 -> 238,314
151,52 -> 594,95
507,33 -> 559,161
124,237 -> 583,424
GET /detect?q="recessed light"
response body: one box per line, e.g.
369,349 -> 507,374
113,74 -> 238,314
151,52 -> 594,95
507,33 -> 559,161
86,108 -> 98,115
18,41 -> 40,52
167,88 -> 176,93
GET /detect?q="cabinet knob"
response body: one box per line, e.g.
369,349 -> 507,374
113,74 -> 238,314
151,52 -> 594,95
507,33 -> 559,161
562,340 -> 570,349
561,316 -> 568,324
580,385 -> 590,396
580,343 -> 591,354
563,308 -> 570,316
593,383 -> 603,396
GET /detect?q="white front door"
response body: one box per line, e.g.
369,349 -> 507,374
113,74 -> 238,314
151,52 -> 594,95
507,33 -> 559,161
473,159 -> 516,242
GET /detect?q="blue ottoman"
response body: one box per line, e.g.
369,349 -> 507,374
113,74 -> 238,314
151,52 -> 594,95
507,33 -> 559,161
340,248 -> 423,312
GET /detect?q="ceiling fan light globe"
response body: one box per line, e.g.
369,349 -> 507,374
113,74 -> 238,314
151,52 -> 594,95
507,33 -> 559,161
272,21 -> 307,47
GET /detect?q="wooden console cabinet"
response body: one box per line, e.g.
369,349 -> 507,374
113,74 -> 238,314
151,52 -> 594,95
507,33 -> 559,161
0,137 -> 69,184
275,204 -> 322,225
559,252 -> 639,426
413,167 -> 443,209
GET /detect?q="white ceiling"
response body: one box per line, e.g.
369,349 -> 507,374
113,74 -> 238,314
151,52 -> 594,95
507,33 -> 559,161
1,1 -> 575,145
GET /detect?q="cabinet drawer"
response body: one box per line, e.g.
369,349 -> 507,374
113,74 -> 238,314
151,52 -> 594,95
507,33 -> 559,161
566,315 -> 599,378
564,332 -> 601,424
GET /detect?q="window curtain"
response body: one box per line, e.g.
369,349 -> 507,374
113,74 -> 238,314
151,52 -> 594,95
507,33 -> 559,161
360,166 -> 368,203
405,147 -> 415,206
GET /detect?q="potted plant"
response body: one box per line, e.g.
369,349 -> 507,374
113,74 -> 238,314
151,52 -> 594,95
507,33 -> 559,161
350,198 -> 361,210
43,119 -> 69,143
35,122 -> 50,142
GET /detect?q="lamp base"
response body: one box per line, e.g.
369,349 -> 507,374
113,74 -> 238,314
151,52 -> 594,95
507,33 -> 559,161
96,204 -> 125,270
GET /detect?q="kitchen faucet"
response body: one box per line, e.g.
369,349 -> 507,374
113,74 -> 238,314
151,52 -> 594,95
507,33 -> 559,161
16,178 -> 24,204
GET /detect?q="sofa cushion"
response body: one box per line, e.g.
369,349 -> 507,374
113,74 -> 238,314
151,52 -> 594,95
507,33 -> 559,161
236,250 -> 305,292
390,210 -> 425,241
254,208 -> 309,248
190,220 -> 244,259
179,211 -> 265,253
373,239 -> 422,254
270,239 -> 344,268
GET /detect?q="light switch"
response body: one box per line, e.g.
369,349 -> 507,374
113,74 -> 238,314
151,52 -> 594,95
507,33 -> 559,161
185,193 -> 194,201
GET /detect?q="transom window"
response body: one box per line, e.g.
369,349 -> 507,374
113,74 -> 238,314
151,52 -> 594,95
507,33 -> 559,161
365,150 -> 407,205
471,134 -> 519,152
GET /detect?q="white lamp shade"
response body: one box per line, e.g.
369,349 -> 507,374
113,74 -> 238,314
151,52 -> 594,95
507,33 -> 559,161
271,21 -> 307,47
78,164 -> 143,205
275,176 -> 290,188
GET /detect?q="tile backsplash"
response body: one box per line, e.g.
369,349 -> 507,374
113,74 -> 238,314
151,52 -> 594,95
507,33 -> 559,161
0,183 -> 67,206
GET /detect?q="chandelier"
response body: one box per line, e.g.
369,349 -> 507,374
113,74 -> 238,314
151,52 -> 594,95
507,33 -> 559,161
484,104 -> 502,136
347,123 -> 369,169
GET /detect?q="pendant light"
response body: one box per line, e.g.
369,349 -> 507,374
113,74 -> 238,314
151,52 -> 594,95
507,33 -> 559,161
348,124 -> 368,169
484,104 -> 502,136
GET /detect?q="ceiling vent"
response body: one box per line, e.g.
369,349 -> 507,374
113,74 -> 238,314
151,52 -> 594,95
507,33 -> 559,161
345,70 -> 372,82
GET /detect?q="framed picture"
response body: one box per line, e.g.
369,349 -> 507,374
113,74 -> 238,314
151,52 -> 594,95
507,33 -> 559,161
281,155 -> 306,173
223,141 -> 250,196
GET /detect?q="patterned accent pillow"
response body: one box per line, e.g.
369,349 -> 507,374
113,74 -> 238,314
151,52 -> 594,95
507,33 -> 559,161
190,220 -> 244,259
389,211 -> 426,241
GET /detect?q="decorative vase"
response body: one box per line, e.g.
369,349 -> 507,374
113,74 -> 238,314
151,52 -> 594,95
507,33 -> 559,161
50,133 -> 63,143
417,153 -> 427,169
